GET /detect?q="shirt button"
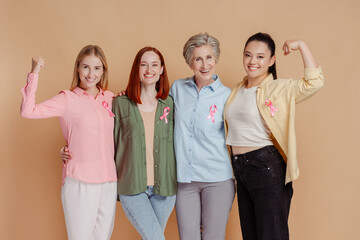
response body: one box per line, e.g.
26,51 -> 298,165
155,164 -> 158,168
155,136 -> 158,139
155,150 -> 158,153
189,149 -> 192,152
154,181 -> 157,184
157,121 -> 159,124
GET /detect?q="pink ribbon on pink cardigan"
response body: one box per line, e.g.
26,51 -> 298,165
102,101 -> 115,117
207,105 -> 217,123
265,100 -> 278,117
160,106 -> 170,124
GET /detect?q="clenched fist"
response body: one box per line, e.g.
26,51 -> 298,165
31,57 -> 45,74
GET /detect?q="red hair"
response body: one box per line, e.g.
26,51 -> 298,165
126,47 -> 170,104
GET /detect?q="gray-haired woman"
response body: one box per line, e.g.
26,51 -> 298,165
170,33 -> 235,240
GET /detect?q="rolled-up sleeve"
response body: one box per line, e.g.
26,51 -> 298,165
295,67 -> 324,103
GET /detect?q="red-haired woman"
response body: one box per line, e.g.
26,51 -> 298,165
112,47 -> 177,240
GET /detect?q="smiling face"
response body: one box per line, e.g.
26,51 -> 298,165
77,54 -> 104,92
139,51 -> 163,87
190,44 -> 216,82
243,40 -> 275,83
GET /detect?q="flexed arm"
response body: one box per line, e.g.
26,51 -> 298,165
282,40 -> 318,69
282,40 -> 323,103
21,57 -> 68,119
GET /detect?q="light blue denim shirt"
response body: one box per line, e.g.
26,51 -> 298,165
170,75 -> 233,183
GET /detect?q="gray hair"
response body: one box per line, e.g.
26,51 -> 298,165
183,32 -> 220,66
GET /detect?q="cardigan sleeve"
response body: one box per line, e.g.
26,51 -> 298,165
295,67 -> 324,103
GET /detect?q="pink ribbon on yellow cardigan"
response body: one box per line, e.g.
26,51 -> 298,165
265,100 -> 278,117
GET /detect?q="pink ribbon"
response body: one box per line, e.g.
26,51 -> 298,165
102,101 -> 115,117
265,100 -> 278,117
160,106 -> 170,123
207,105 -> 217,123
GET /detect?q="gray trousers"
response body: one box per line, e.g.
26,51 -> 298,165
175,178 -> 235,240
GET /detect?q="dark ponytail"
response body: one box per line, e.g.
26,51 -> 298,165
244,32 -> 277,79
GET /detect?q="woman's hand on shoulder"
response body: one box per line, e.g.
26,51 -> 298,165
116,90 -> 126,96
31,57 -> 45,74
282,40 -> 306,56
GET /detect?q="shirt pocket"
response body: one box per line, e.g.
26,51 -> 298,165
205,120 -> 225,139
158,118 -> 174,141
119,116 -> 139,140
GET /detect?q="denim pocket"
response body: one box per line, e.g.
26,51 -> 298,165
247,158 -> 270,171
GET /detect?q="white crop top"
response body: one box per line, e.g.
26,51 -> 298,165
225,85 -> 273,147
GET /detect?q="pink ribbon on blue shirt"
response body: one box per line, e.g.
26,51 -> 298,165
102,101 -> 115,117
207,105 -> 217,123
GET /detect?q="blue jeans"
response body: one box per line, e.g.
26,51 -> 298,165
119,186 -> 176,240
231,146 -> 293,240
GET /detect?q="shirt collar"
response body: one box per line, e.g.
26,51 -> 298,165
73,86 -> 105,96
158,97 -> 166,104
185,74 -> 221,92
258,73 -> 274,89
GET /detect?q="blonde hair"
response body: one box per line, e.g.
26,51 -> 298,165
70,45 -> 109,91
183,32 -> 220,66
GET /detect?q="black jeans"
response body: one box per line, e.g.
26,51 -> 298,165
231,146 -> 293,240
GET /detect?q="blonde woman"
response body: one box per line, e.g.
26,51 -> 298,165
21,45 -> 117,240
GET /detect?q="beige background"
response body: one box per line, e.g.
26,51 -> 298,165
1,0 -> 359,239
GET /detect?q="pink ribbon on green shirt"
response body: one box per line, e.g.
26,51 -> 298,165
102,101 -> 115,117
207,105 -> 217,123
265,100 -> 278,117
160,106 -> 170,124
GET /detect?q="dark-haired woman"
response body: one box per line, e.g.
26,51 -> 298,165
112,47 -> 177,240
224,33 -> 324,240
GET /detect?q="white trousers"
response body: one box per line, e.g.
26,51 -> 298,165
61,177 -> 117,240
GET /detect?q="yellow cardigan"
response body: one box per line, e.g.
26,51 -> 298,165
224,68 -> 324,184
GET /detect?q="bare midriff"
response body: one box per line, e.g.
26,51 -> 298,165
231,146 -> 266,155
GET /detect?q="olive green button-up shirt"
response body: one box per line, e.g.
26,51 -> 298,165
112,95 -> 177,197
